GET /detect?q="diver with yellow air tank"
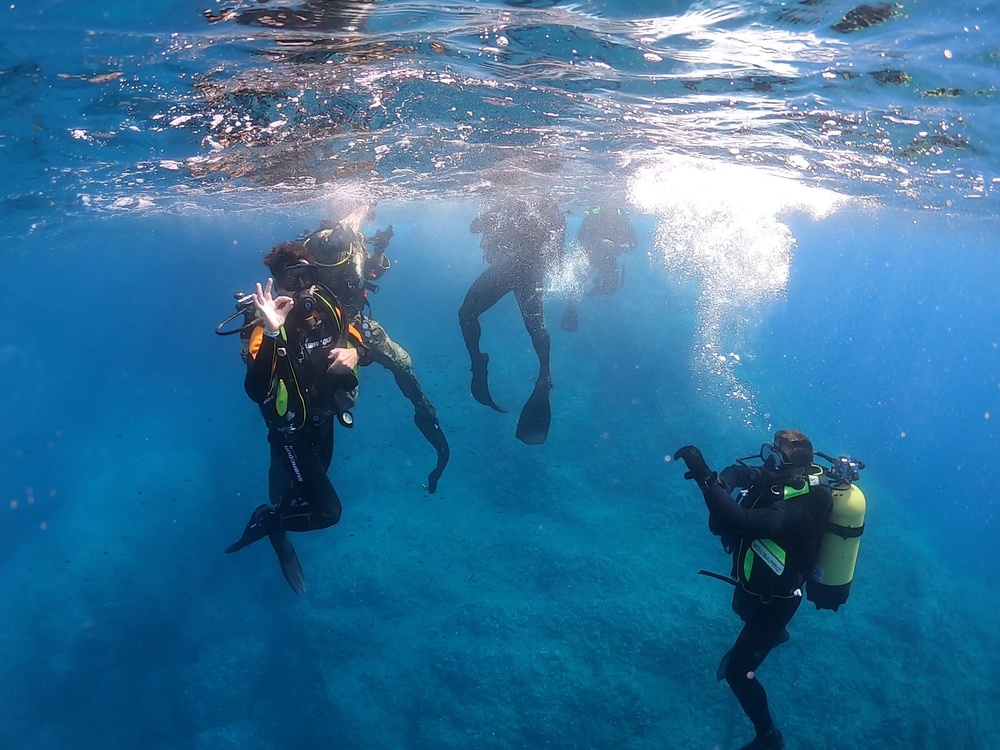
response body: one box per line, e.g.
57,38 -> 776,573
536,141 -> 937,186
674,430 -> 866,750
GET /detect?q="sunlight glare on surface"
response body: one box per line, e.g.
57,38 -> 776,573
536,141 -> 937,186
629,157 -> 846,423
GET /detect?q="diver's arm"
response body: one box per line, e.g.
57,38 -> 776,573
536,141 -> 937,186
702,481 -> 812,539
244,327 -> 279,403
243,279 -> 291,403
676,446 -> 784,538
327,346 -> 359,375
707,464 -> 757,540
252,279 -> 293,332
366,226 -> 393,281
719,464 -> 760,491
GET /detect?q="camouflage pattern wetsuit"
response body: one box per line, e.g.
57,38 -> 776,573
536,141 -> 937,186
303,222 -> 450,493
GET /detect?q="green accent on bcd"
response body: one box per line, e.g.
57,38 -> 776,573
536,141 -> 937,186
784,484 -> 809,500
276,379 -> 289,416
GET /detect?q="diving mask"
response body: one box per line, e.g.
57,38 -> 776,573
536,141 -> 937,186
277,262 -> 319,291
760,443 -> 791,471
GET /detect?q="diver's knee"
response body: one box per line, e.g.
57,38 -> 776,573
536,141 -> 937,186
458,305 -> 476,327
725,668 -> 755,692
414,407 -> 440,428
723,653 -> 755,685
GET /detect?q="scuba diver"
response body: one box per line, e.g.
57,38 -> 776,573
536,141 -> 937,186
204,0 -> 374,30
674,430 -> 834,750
560,202 -> 639,332
460,196 -> 566,445
222,241 -> 364,594
301,209 -> 450,493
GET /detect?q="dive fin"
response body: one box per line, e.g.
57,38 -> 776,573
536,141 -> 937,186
425,464 -> 446,495
515,377 -> 552,445
225,505 -> 275,554
414,412 -> 450,494
269,529 -> 306,594
471,353 -> 508,413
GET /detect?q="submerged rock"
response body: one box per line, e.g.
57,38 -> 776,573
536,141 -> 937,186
831,3 -> 900,34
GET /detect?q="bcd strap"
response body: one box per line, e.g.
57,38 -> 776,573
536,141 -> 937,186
698,570 -> 737,586
827,522 -> 865,540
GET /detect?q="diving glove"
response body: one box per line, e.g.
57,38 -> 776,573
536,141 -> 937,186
673,445 -> 713,483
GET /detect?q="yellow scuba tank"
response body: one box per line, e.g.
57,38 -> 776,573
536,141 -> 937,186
807,455 -> 866,611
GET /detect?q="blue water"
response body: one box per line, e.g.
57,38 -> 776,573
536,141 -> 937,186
2,1 -> 998,748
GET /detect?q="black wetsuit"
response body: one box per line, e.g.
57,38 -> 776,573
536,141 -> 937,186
244,285 -> 358,534
561,205 -> 638,331
701,464 -> 832,738
459,198 -> 566,438
577,205 -> 638,294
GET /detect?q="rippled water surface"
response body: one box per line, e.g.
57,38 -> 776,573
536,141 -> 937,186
4,0 -> 997,214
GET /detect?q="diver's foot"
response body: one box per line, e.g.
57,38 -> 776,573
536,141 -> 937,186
560,305 -> 579,332
738,729 -> 784,750
413,412 -> 451,494
470,353 -> 508,413
515,376 -> 552,446
269,529 -> 306,594
225,504 -> 277,554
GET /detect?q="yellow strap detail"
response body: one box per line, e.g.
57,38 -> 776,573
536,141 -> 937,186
314,254 -> 352,268
248,325 -> 265,359
316,291 -> 345,331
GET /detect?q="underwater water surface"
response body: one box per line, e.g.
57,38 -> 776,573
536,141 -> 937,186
1,1 -> 999,749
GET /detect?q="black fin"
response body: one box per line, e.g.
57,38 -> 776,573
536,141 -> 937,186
269,529 -> 306,594
471,353 -> 508,413
515,378 -> 552,445
224,505 -> 274,554
414,413 -> 450,494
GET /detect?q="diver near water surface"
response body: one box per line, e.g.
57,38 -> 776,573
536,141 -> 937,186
223,241 -> 364,593
204,0 -> 375,30
674,430 -> 834,750
460,196 -> 566,445
302,208 -> 450,493
560,201 -> 639,332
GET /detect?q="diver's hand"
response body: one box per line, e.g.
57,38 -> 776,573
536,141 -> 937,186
327,346 -> 359,375
674,445 -> 713,483
253,278 -> 293,332
372,225 -> 394,254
